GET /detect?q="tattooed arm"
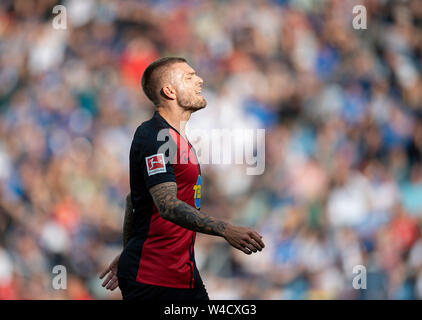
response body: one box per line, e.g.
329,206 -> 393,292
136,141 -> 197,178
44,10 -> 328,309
149,182 -> 265,254
122,193 -> 134,247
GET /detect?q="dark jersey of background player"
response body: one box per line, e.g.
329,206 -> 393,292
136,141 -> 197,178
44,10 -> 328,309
117,111 -> 207,298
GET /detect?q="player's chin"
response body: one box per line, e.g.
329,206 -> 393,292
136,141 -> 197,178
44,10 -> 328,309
191,98 -> 207,112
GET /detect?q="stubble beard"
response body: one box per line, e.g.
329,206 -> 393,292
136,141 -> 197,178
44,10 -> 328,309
177,94 -> 207,113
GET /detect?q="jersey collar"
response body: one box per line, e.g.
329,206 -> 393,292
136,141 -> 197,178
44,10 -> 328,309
153,111 -> 191,146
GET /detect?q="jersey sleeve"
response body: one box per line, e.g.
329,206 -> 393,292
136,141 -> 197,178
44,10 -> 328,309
141,130 -> 177,190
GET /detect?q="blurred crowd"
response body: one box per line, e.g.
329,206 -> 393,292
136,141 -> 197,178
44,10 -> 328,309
0,0 -> 422,299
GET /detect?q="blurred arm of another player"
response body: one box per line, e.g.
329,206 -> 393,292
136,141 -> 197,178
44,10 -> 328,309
99,193 -> 134,291
149,182 -> 265,255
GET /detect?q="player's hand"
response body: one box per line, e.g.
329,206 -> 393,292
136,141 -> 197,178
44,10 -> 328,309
222,224 -> 265,255
99,253 -> 120,291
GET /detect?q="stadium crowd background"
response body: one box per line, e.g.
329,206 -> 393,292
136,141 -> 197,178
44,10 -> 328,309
0,0 -> 422,299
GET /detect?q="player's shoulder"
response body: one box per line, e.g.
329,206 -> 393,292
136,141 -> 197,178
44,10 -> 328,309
134,117 -> 156,138
132,112 -> 169,147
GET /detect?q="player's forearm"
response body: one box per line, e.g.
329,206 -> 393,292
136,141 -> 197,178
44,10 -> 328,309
122,193 -> 134,247
150,182 -> 228,237
165,199 -> 227,237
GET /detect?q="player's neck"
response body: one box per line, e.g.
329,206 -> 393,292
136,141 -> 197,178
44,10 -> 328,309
157,107 -> 191,138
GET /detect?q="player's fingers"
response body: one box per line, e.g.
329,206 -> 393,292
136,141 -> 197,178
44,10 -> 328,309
102,272 -> 114,287
249,232 -> 265,249
248,238 -> 263,251
241,241 -> 257,253
234,243 -> 251,255
109,279 -> 119,291
99,268 -> 110,279
106,276 -> 118,290
105,276 -> 115,289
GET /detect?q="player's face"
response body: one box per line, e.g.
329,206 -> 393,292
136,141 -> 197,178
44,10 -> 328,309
172,63 -> 207,112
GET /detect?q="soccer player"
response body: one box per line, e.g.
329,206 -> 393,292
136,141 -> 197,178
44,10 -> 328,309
99,57 -> 265,300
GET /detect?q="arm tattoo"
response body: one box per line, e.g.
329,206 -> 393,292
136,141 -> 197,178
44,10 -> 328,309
149,182 -> 227,237
122,193 -> 134,247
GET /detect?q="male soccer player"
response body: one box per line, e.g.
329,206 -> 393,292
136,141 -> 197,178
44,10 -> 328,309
99,57 -> 265,300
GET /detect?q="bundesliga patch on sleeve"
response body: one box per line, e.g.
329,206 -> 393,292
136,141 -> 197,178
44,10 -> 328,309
145,154 -> 166,176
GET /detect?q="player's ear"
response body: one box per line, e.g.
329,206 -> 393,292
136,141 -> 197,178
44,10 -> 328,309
161,84 -> 176,100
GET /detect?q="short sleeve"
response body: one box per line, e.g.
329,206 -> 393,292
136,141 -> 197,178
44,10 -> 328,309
141,131 -> 177,190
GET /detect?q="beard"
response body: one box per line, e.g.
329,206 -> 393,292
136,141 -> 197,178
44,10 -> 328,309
177,92 -> 207,112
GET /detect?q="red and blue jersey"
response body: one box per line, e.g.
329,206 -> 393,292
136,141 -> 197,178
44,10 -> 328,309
117,111 -> 201,289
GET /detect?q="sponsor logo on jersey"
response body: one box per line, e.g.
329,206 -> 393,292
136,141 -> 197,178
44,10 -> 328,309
193,175 -> 201,209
